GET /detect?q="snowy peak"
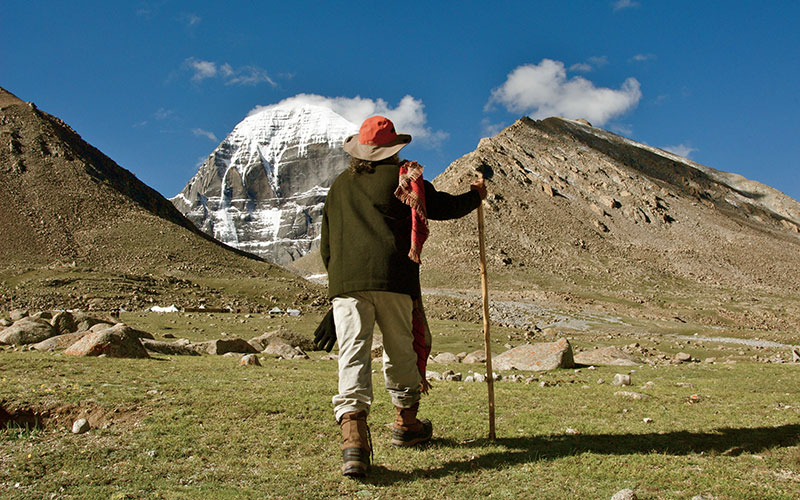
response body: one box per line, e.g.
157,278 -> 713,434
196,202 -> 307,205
172,103 -> 357,265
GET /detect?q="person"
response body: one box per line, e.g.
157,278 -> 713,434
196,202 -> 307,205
320,115 -> 486,477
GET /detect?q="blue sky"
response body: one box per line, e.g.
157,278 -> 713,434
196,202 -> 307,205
3,1 -> 799,201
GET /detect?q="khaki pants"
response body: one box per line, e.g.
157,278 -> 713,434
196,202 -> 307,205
332,291 -> 422,421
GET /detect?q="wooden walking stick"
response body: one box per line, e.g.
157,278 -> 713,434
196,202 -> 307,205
476,165 -> 496,440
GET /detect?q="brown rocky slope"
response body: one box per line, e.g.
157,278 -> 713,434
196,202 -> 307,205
0,87 -> 322,311
422,117 -> 800,333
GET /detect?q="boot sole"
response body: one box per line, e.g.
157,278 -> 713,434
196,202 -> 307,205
342,461 -> 368,478
391,435 -> 431,447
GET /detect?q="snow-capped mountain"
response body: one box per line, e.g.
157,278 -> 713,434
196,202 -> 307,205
171,104 -> 358,264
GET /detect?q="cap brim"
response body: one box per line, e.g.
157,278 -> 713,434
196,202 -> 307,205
343,134 -> 412,161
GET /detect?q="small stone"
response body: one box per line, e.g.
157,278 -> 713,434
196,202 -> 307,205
614,391 -> 650,400
643,417 -> 653,424
641,381 -> 655,390
611,488 -> 637,500
464,375 -> 475,383
597,378 -> 605,384
426,370 -> 443,381
674,352 -> 693,363
612,374 -> 631,386
446,372 -> 462,382
240,354 -> 261,366
474,373 -> 486,383
565,427 -> 580,435
462,350 -> 486,364
72,418 -> 90,434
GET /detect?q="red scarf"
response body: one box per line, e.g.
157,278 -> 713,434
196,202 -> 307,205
395,160 -> 432,392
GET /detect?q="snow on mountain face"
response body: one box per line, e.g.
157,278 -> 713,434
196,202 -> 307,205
171,104 -> 358,264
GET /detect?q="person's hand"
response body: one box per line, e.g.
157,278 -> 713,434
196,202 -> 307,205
470,178 -> 487,200
313,308 -> 337,352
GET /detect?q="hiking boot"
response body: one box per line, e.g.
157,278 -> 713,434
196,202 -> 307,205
390,403 -> 433,447
339,410 -> 371,478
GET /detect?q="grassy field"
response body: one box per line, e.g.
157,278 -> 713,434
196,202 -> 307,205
1,311 -> 799,499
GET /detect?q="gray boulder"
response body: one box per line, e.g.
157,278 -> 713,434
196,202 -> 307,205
462,350 -> 486,364
141,338 -> 200,356
263,342 -> 306,359
248,327 -> 314,352
431,352 -> 460,364
9,309 -> 29,321
493,338 -> 574,371
0,317 -> 56,345
31,331 -> 87,351
64,324 -> 149,358
199,338 -> 258,355
574,346 -> 641,366
71,312 -> 115,333
50,311 -> 78,335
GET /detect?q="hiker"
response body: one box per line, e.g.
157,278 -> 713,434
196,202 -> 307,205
319,115 -> 486,477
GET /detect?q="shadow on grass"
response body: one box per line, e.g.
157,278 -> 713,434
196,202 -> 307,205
365,424 -> 800,485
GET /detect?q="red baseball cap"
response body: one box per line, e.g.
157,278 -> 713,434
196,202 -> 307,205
343,116 -> 411,161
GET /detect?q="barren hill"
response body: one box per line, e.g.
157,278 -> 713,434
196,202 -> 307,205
423,117 -> 800,333
0,87 -> 321,311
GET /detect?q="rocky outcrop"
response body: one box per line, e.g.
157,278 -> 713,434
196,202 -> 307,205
0,317 -> 56,345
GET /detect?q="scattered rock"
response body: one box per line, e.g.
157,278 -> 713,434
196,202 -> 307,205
425,370 -> 443,381
574,346 -> 641,366
565,427 -> 580,435
674,352 -> 693,363
432,352 -> 460,364
141,338 -> 200,356
493,338 -> 574,371
0,317 -> 56,345
72,418 -> 90,434
201,338 -> 258,355
446,372 -> 462,382
473,373 -> 486,383
462,350 -> 486,364
614,391 -> 649,400
612,374 -> 631,386
240,354 -> 261,366
643,417 -> 654,423
9,309 -> 29,321
611,488 -> 637,500
64,324 -> 150,358
262,342 -> 306,359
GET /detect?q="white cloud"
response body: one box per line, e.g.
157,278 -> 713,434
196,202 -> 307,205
487,59 -> 642,125
182,13 -> 201,26
186,58 -> 217,82
613,0 -> 640,11
570,56 -> 609,73
249,94 -> 448,147
154,108 -> 173,120
631,53 -> 656,62
663,144 -> 696,158
192,128 -> 218,142
481,118 -> 507,138
183,58 -> 276,87
610,123 -> 633,136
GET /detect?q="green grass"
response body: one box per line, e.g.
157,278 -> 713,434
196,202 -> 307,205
2,314 -> 799,499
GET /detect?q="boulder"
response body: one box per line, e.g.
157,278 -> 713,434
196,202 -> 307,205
31,311 -> 53,321
574,346 -> 641,366
493,338 -> 574,371
140,338 -> 200,356
673,352 -> 693,363
431,352 -> 460,364
9,309 -> 29,321
71,312 -> 115,333
0,317 -> 56,345
0,318 -> 10,327
64,323 -> 149,358
613,374 -> 632,386
263,342 -> 306,359
462,350 -> 486,364
200,338 -> 258,355
50,311 -> 78,335
31,331 -> 87,351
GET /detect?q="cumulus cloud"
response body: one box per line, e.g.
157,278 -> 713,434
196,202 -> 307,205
192,128 -> 218,142
613,0 -> 640,11
487,59 -> 642,125
663,144 -> 696,158
184,58 -> 276,87
249,94 -> 448,147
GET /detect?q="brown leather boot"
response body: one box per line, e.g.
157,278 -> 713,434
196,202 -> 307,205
339,410 -> 371,477
391,403 -> 433,447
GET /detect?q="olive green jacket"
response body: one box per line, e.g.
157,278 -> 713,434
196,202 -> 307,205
321,163 -> 481,299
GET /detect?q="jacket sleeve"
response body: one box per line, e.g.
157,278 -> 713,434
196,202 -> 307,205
424,180 -> 482,221
320,202 -> 330,270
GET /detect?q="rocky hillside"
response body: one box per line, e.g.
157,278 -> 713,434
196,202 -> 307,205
0,87 -> 322,311
172,103 -> 357,264
423,117 -> 800,332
